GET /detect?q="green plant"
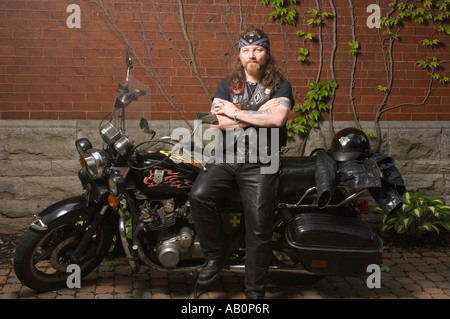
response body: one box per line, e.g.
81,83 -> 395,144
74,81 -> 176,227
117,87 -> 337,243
261,0 -> 298,25
348,40 -> 360,55
286,79 -> 338,135
372,191 -> 450,238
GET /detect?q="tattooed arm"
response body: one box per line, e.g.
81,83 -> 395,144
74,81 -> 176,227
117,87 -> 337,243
209,99 -> 247,129
212,97 -> 291,129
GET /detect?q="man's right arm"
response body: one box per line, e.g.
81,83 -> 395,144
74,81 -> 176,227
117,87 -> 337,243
210,98 -> 248,129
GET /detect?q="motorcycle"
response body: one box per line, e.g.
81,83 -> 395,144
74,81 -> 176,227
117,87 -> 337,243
13,50 -> 405,293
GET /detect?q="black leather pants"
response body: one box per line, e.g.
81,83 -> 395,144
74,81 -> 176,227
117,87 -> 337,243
189,162 -> 279,298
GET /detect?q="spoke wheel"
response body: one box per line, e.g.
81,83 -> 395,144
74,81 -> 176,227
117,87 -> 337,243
14,212 -> 114,292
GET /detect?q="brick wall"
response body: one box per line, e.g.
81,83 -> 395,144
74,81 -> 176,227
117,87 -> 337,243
1,0 -> 449,122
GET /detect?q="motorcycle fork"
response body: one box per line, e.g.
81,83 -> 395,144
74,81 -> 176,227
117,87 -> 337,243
70,205 -> 108,263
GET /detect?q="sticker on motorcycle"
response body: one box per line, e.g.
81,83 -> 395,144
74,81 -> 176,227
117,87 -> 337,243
153,169 -> 164,184
143,167 -> 193,189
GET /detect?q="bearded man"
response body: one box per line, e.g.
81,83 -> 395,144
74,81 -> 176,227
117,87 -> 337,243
189,26 -> 294,299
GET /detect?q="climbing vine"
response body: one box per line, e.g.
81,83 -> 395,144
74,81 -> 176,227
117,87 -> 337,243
286,79 -> 338,135
260,0 -> 449,153
261,0 -> 336,145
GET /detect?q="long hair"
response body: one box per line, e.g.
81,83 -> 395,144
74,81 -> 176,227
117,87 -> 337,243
228,26 -> 284,92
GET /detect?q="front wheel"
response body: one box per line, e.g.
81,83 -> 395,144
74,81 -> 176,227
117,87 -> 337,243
13,211 -> 114,292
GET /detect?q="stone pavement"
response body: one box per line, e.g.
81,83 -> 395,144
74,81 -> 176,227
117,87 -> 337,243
1,242 -> 449,300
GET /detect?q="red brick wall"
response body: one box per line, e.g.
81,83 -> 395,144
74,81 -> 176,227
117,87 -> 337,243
1,0 -> 449,122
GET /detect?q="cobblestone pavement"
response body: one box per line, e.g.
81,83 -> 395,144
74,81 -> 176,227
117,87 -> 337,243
1,242 -> 449,300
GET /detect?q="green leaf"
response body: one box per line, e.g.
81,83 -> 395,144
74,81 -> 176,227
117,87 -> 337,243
370,206 -> 384,214
377,85 -> 388,92
418,222 -> 440,234
429,196 -> 445,205
403,192 -> 412,204
348,40 -> 360,55
381,224 -> 394,233
298,47 -> 309,56
417,60 -> 428,68
303,99 -> 315,110
381,264 -> 390,272
308,109 -> 320,120
307,90 -> 319,100
382,213 -> 396,225
440,220 -> 450,230
394,221 -> 407,234
423,1 -> 432,8
307,8 -> 318,16
412,208 -> 422,218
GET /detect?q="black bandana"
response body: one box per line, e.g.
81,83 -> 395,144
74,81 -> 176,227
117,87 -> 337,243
238,34 -> 270,51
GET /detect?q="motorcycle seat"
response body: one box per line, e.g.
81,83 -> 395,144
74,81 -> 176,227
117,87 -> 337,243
278,156 -> 317,199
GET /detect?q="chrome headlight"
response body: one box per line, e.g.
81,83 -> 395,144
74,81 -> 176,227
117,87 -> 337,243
108,172 -> 125,195
113,135 -> 134,156
75,138 -> 93,155
82,149 -> 112,179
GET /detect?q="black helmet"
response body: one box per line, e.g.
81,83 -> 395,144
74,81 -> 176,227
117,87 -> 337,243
330,128 -> 371,162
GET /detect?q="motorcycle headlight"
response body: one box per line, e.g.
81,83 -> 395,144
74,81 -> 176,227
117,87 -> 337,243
82,149 -> 111,179
113,135 -> 134,156
108,172 -> 125,195
75,138 -> 93,155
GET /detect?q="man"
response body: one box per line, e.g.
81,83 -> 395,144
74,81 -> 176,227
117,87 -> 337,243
189,26 -> 294,299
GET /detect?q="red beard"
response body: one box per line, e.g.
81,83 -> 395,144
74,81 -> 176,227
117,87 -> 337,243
245,61 -> 261,76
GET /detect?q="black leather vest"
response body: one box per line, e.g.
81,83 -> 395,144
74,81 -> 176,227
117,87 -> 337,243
230,82 -> 272,111
211,82 -> 283,164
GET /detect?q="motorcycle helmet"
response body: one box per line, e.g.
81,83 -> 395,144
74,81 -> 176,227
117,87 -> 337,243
330,127 -> 371,162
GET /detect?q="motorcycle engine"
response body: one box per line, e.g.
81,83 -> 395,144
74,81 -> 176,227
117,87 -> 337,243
137,198 -> 203,267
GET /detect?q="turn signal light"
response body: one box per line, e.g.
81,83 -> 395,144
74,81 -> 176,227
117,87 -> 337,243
108,194 -> 119,208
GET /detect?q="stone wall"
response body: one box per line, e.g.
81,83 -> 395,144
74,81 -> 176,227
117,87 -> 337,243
0,119 -> 448,234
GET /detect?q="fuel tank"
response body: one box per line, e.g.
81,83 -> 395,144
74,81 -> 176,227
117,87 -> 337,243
134,149 -> 202,195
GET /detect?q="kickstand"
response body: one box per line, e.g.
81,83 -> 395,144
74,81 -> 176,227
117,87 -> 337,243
193,279 -> 201,299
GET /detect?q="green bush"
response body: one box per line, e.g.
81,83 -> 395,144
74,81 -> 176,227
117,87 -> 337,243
371,191 -> 450,238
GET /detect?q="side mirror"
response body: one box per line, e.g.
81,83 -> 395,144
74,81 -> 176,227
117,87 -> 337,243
139,118 -> 156,137
139,117 -> 150,131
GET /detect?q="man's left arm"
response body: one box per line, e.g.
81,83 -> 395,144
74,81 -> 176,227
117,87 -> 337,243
213,97 -> 291,128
